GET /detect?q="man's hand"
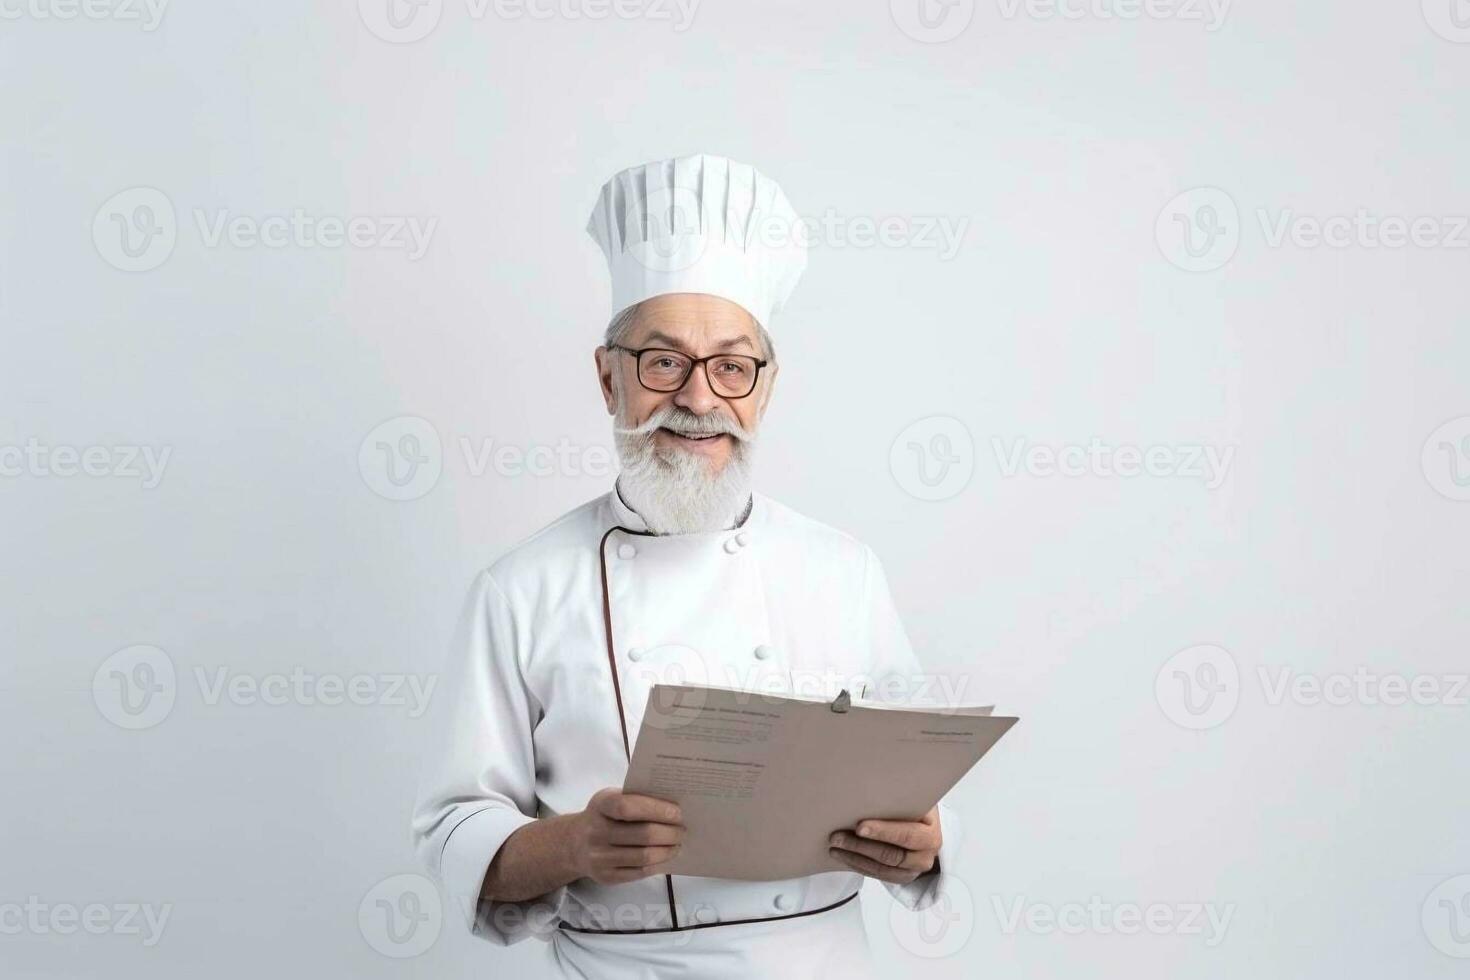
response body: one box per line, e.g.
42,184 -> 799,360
568,788 -> 686,885
828,806 -> 941,884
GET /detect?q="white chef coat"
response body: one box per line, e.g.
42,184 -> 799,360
411,489 -> 958,978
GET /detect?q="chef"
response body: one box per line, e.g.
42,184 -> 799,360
412,153 -> 958,979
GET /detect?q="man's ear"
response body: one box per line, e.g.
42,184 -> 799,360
595,347 -> 617,415
756,362 -> 778,419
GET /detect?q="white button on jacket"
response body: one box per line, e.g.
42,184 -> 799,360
411,490 -> 957,972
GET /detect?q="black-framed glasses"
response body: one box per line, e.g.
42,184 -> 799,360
608,345 -> 768,399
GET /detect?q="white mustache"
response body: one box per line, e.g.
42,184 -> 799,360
615,406 -> 752,443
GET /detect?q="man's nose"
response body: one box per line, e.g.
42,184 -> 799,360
672,363 -> 724,415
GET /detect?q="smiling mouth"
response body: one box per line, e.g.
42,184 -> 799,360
660,428 -> 727,443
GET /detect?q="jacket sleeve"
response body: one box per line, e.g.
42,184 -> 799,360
859,546 -> 961,914
411,569 -> 564,944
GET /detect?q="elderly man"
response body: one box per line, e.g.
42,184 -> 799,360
412,154 -> 956,979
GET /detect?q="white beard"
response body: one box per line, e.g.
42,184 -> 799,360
613,399 -> 755,535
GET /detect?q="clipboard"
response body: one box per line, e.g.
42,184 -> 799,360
621,683 -> 1018,880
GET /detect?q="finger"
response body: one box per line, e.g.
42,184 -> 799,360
587,787 -> 621,813
606,822 -> 687,847
597,792 -> 683,824
828,832 -> 929,870
598,859 -> 679,885
852,818 -> 939,852
597,867 -> 649,885
828,848 -> 920,884
601,844 -> 681,869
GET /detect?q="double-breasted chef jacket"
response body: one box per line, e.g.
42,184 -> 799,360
412,488 -> 958,958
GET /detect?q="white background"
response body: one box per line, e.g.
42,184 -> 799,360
2,0 -> 1468,977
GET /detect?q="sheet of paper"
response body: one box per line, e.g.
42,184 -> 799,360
622,684 -> 1018,880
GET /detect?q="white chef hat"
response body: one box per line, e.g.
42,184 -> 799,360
586,153 -> 807,330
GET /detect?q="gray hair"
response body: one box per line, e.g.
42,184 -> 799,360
604,302 -> 777,364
